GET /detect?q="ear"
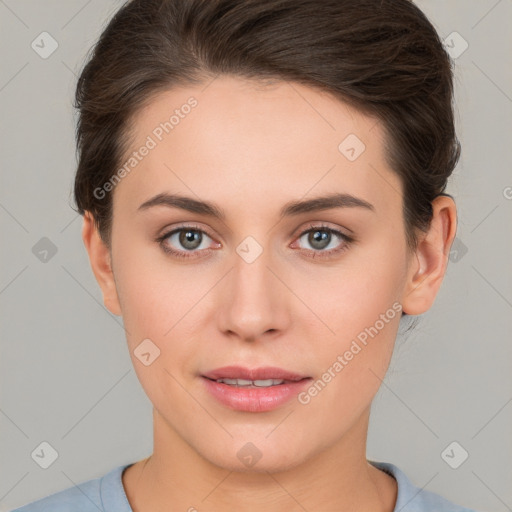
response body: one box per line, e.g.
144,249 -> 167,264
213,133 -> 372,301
401,195 -> 457,316
81,212 -> 122,316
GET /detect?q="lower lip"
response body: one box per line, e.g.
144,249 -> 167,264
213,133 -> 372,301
201,377 -> 312,412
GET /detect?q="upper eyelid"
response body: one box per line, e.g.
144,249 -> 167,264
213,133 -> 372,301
159,222 -> 348,238
160,223 -> 213,237
297,223 -> 349,236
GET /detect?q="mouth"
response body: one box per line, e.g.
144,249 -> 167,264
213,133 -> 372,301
200,366 -> 312,412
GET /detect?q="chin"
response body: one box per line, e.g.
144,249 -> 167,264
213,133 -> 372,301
198,435 -> 311,475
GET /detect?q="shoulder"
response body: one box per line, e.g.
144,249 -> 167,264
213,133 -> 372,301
10,463 -> 133,512
369,460 -> 481,512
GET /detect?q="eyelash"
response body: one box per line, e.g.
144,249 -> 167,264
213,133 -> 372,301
156,223 -> 355,260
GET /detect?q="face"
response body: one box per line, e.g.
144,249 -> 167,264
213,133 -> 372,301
84,76 -> 450,473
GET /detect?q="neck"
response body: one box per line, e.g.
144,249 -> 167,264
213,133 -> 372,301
122,408 -> 397,512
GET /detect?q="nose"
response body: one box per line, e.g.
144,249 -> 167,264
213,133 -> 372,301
216,244 -> 291,343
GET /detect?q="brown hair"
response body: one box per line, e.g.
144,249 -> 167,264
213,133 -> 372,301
72,0 -> 460,255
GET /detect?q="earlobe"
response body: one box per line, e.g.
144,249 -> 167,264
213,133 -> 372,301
81,212 -> 122,316
401,196 -> 457,316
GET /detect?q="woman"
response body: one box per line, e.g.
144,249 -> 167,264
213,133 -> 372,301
12,0 -> 479,510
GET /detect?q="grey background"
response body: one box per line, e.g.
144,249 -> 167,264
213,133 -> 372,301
1,1 -> 511,511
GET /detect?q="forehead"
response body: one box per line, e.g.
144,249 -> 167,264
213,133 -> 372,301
113,76 -> 401,217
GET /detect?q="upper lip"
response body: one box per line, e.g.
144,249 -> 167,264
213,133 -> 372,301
202,366 -> 310,382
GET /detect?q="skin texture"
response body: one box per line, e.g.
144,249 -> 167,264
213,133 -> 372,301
82,76 -> 457,512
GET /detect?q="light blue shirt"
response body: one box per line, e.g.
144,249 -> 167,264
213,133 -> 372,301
11,460 -> 480,511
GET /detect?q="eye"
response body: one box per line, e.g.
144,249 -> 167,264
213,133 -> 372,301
156,223 -> 354,260
156,224 -> 219,259
292,223 -> 354,259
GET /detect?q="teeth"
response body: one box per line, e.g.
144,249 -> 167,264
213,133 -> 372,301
216,378 -> 285,387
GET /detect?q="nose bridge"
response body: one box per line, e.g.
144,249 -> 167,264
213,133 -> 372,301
233,242 -> 273,299
232,240 -> 277,310
217,237 -> 288,339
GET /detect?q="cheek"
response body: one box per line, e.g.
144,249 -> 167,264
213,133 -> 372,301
296,272 -> 403,434
111,231 -> 205,340
114,264 -> 204,406
295,238 -> 405,402
306,241 -> 405,343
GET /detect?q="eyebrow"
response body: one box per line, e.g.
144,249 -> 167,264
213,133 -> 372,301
137,192 -> 375,219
